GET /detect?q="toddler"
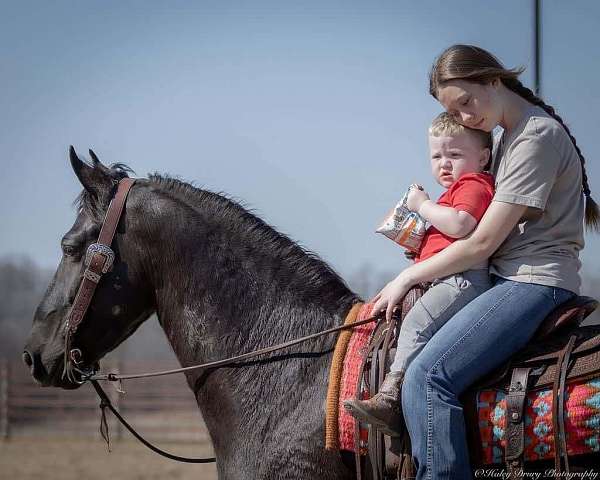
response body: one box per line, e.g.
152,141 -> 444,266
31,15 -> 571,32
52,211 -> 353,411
344,112 -> 495,436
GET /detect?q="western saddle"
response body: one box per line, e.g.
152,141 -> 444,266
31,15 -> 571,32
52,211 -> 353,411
356,291 -> 599,480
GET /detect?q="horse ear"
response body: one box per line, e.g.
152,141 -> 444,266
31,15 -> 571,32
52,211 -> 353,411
88,149 -> 101,165
69,146 -> 112,198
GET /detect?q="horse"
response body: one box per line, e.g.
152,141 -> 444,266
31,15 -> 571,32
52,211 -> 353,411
23,147 -> 360,479
23,148 -> 600,479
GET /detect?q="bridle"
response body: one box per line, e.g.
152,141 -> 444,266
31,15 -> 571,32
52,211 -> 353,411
61,177 -> 382,463
62,177 -> 135,384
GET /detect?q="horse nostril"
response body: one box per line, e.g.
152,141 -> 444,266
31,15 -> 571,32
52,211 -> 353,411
23,351 -> 33,369
22,350 -> 48,383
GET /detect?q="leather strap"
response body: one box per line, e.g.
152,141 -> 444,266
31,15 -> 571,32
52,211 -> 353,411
91,380 -> 216,463
557,335 -> 576,472
505,367 -> 531,479
362,315 -> 400,480
90,310 -> 381,385
63,178 -> 136,381
368,329 -> 387,480
354,336 -> 373,480
378,317 -> 397,478
97,178 -> 136,245
67,178 -> 136,333
553,334 -> 576,473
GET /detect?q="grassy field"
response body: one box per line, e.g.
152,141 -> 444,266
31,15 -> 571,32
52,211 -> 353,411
0,438 -> 218,480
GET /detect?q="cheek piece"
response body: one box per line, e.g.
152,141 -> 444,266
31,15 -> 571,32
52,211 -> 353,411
62,178 -> 135,384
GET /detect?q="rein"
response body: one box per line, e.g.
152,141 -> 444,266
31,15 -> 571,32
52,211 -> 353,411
88,313 -> 379,463
67,177 -> 382,463
89,313 -> 379,382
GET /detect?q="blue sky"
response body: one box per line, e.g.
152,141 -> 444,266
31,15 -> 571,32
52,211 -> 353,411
2,0 -> 599,287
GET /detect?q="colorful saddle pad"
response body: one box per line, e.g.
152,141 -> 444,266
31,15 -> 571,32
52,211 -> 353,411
476,377 -> 600,464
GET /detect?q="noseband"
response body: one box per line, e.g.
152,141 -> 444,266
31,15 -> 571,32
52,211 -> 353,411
62,178 -> 136,383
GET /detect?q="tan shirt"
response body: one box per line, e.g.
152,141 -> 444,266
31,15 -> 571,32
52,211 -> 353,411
489,105 -> 585,294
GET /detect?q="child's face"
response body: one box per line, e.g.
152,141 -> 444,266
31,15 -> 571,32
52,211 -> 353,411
428,132 -> 490,188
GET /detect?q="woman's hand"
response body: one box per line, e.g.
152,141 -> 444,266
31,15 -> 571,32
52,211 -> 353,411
406,187 -> 430,213
371,270 -> 415,321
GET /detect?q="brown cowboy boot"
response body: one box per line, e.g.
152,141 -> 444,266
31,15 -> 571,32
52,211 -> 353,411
343,370 -> 405,437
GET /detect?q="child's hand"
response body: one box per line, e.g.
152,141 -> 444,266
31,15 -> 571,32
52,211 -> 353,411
406,186 -> 430,213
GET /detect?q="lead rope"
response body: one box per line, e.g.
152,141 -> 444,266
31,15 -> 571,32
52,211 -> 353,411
91,380 -> 217,463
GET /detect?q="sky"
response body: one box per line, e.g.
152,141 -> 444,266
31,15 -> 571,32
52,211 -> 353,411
2,0 -> 600,288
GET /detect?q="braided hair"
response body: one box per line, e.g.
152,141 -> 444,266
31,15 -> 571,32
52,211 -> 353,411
429,44 -> 599,232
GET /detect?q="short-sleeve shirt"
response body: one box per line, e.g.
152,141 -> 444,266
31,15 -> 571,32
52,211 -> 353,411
416,172 -> 495,263
489,105 -> 584,294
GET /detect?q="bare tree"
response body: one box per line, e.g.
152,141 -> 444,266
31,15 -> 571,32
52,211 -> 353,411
0,256 -> 52,360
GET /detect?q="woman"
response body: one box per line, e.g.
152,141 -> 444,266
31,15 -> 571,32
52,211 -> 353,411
372,45 -> 598,479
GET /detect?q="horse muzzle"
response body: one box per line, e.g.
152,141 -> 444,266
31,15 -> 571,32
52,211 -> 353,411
22,348 -> 84,389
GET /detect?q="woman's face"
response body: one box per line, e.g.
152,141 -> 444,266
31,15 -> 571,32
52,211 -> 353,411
436,79 -> 502,132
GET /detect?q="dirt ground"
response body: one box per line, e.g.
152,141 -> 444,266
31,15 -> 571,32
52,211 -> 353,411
0,438 -> 218,480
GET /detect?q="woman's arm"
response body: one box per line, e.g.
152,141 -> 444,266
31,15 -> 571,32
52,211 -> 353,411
372,200 -> 528,320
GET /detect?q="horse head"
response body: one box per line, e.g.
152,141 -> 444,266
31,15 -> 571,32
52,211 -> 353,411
23,147 -> 154,388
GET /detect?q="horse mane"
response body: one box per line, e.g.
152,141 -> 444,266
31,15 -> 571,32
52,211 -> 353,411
74,161 -> 355,301
147,173 -> 354,298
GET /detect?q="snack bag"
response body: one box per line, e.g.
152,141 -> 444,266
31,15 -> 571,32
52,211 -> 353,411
376,186 -> 427,253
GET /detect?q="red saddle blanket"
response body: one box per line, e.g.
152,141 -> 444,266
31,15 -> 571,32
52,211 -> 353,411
338,303 -> 376,452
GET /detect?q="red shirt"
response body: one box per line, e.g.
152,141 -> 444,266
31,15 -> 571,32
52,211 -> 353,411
416,172 -> 495,263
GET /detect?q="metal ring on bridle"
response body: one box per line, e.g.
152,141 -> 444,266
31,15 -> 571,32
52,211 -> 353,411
70,348 -> 83,365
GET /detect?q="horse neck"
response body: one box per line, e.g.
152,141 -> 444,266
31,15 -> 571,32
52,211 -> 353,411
140,187 -> 359,459
145,186 -> 359,372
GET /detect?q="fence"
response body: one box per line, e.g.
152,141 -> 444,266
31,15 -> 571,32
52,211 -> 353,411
0,358 -> 210,443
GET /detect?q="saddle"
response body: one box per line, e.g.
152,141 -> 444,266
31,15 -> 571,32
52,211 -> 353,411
355,288 -> 599,480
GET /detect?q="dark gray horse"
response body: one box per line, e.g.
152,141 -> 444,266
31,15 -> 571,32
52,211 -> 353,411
23,148 -> 360,479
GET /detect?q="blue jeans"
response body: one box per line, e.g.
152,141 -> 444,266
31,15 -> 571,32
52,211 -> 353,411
401,276 -> 575,480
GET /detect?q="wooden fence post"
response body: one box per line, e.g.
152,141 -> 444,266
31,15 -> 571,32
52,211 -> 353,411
0,358 -> 9,439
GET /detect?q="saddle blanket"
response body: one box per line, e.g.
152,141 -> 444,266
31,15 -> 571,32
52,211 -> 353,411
338,302 -> 376,452
477,377 -> 600,464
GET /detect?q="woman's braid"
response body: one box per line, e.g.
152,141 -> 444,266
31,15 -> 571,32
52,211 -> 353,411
503,78 -> 599,231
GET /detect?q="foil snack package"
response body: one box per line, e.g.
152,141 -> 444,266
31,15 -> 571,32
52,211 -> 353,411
376,189 -> 427,253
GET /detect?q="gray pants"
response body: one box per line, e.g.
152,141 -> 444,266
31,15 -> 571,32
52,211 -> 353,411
389,269 -> 492,373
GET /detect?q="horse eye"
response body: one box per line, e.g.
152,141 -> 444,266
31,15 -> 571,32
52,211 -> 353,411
62,244 -> 78,257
